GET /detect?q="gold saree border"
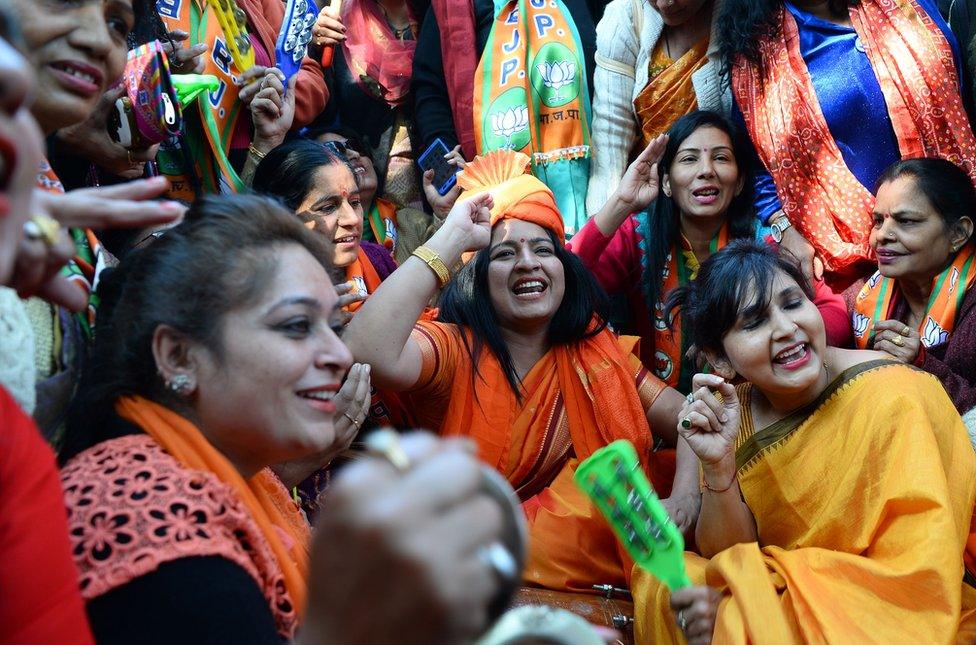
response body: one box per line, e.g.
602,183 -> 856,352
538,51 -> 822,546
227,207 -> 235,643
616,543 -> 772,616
735,359 -> 903,473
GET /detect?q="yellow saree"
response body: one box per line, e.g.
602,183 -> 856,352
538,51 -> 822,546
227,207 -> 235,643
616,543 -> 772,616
633,38 -> 708,148
634,360 -> 976,643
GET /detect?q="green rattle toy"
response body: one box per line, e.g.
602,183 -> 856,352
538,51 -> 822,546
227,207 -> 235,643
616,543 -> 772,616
171,74 -> 220,107
574,440 -> 691,591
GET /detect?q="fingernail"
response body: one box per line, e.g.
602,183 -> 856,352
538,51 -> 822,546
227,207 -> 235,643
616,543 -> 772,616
163,201 -> 183,211
720,415 -> 729,423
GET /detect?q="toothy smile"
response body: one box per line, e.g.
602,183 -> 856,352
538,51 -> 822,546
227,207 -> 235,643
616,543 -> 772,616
774,343 -> 809,365
512,279 -> 547,296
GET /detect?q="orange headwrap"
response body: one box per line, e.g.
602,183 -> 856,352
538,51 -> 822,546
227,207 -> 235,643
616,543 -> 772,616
457,150 -> 565,244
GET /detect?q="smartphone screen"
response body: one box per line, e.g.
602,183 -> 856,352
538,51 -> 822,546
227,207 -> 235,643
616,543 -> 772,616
417,138 -> 458,196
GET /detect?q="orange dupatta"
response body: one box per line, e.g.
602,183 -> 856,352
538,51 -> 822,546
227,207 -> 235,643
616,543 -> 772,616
634,38 -> 708,147
344,247 -> 384,313
434,323 -> 652,480
115,396 -> 309,615
732,1 -> 976,280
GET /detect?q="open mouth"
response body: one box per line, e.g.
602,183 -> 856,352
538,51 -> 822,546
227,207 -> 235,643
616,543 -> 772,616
296,386 -> 339,413
334,234 -> 359,246
511,278 -> 548,298
49,60 -> 103,94
691,186 -> 720,204
773,342 -> 811,368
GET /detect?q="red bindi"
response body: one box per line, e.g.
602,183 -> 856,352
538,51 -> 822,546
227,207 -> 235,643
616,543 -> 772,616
519,237 -> 526,243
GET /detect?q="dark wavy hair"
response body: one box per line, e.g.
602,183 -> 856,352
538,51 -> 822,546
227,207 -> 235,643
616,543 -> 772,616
876,158 -> 976,234
640,110 -> 755,331
716,0 -> 854,77
665,240 -> 813,357
62,194 -> 333,463
438,229 -> 610,396
252,138 -> 356,211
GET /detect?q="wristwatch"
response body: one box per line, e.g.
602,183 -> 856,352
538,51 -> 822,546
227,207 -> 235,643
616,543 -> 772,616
769,215 -> 793,244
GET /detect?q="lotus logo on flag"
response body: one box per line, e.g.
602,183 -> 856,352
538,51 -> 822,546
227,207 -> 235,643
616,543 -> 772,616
490,105 -> 529,149
922,316 -> 949,348
536,60 -> 575,101
852,313 -> 870,338
950,267 -> 960,295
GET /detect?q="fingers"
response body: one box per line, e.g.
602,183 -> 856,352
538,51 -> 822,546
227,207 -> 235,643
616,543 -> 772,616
34,275 -> 88,312
336,287 -> 366,308
429,494 -> 503,556
41,178 -> 184,230
634,133 -> 668,165
392,449 -> 486,516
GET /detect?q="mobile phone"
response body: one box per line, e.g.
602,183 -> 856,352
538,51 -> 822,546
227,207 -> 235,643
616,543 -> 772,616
417,138 -> 458,197
108,96 -> 137,149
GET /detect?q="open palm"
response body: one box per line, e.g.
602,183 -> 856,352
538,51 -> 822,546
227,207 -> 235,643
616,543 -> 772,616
615,134 -> 668,213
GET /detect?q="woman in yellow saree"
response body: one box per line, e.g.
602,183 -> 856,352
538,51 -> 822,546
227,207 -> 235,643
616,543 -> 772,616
634,240 -> 976,644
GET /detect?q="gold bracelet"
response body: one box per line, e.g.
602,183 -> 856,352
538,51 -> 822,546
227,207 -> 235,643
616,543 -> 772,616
412,245 -> 451,288
248,144 -> 267,160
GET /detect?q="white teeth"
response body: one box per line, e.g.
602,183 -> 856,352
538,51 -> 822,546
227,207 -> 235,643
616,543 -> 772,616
299,391 -> 334,401
776,345 -> 806,361
59,67 -> 95,84
513,280 -> 545,295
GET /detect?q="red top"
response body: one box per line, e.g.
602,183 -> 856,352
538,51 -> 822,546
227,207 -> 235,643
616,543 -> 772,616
569,216 -> 854,373
0,386 -> 93,644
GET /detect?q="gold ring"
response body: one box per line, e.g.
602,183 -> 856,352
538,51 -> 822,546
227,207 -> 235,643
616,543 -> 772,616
23,213 -> 61,246
893,335 -> 904,347
127,149 -> 135,165
903,325 -> 911,336
342,411 -> 360,427
363,428 -> 410,472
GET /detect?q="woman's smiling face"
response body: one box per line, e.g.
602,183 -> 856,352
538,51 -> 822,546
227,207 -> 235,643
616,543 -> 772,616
296,163 -> 364,269
8,0 -> 133,133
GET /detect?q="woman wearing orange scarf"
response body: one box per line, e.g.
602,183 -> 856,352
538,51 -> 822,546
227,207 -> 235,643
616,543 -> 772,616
58,195 -> 509,642
345,150 -> 694,592
717,0 -> 976,291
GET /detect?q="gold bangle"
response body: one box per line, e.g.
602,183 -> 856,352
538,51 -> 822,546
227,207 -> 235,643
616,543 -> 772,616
248,144 -> 267,160
412,245 -> 451,288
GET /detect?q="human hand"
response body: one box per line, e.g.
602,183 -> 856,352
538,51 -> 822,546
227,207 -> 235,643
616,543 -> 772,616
8,215 -> 82,310
162,29 -> 207,74
236,66 -> 281,105
438,192 -> 493,254
661,488 -> 702,536
612,133 -> 668,214
676,374 -> 741,470
302,433 -> 505,644
444,144 -> 466,169
422,169 -> 461,219
56,86 -> 159,179
313,4 -> 346,48
34,176 -> 185,230
778,221 -> 823,284
670,586 -> 720,645
335,280 -> 367,325
871,319 -> 921,363
250,74 -> 296,154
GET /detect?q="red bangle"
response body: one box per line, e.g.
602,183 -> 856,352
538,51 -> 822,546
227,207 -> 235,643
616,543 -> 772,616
702,473 -> 736,493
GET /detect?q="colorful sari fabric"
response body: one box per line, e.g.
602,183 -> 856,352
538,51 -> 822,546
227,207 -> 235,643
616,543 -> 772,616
853,243 -> 976,350
633,361 -> 976,643
650,223 -> 728,391
473,0 -> 592,234
404,321 -> 667,590
340,0 -> 416,106
634,38 -> 708,147
363,197 -> 399,253
343,247 -> 385,314
732,0 -> 976,282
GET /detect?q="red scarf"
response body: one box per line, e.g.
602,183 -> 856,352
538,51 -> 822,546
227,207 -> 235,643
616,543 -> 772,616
732,1 -> 976,283
430,0 -> 477,158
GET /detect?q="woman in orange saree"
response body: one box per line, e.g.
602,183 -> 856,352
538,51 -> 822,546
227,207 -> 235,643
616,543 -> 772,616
344,149 -> 696,592
634,240 -> 976,644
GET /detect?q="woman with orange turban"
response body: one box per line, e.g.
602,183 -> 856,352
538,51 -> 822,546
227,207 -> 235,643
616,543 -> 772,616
344,150 -> 693,592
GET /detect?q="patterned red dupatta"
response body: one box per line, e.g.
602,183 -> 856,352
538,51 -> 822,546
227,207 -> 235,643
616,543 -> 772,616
732,0 -> 976,282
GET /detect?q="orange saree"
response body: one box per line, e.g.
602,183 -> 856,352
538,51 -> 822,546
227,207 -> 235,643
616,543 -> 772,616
634,38 -> 708,147
404,321 -> 667,591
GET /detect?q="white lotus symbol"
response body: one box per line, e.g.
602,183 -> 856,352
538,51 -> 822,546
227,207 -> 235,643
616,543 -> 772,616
537,60 -> 575,101
852,313 -> 870,339
490,105 -> 529,148
922,316 -> 949,348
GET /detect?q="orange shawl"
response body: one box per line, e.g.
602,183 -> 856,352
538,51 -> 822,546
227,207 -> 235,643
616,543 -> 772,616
732,0 -> 976,281
344,247 -> 384,313
435,324 -> 652,480
115,396 -> 309,615
634,38 -> 708,147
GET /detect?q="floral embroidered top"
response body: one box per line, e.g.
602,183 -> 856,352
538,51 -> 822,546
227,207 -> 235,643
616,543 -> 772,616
60,434 -> 299,638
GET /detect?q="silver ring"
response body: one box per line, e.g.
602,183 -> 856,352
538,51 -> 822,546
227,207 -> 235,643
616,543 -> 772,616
686,392 -> 694,404
479,542 -> 518,582
677,609 -> 688,631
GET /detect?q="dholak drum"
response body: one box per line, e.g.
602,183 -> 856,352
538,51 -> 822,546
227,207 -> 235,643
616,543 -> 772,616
511,587 -> 635,645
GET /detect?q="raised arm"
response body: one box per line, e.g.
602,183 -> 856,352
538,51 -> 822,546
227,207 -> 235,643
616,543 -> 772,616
343,194 -> 493,391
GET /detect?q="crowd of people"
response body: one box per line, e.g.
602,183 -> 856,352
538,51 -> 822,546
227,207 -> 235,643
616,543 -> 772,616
2,0 -> 976,643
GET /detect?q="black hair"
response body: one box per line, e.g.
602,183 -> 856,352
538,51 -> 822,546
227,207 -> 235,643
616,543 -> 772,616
716,0 -> 854,78
876,157 -> 976,234
640,110 -> 754,330
304,124 -> 386,200
62,194 -> 333,463
252,138 -> 354,211
438,229 -> 610,396
665,240 -> 813,357
130,0 -> 170,45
